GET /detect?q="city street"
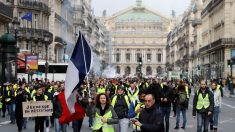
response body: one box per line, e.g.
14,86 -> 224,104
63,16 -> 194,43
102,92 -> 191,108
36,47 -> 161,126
1,95 -> 235,132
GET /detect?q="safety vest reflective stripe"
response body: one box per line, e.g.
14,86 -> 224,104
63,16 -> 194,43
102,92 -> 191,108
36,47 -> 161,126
161,84 -> 163,88
93,110 -> 114,132
97,87 -> 106,94
111,95 -> 130,107
196,92 -> 210,110
31,90 -> 36,98
33,95 -> 48,101
133,102 -> 144,130
0,102 -> 2,109
127,88 -> 139,102
25,87 -> 30,93
185,86 -> 189,98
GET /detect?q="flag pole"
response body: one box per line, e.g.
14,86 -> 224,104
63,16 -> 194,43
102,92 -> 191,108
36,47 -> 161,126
80,32 -> 90,96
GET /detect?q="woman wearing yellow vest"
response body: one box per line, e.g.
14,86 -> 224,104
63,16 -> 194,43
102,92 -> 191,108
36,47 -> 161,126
93,93 -> 118,132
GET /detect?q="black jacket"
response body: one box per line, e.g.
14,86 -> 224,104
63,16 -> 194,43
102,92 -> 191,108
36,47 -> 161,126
139,105 -> 164,132
159,85 -> 173,108
112,94 -> 130,119
192,87 -> 214,116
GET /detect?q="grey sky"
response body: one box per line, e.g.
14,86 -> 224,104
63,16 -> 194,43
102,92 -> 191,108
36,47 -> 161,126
92,0 -> 191,17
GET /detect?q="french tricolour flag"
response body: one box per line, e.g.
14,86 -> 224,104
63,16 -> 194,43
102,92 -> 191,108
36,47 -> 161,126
59,31 -> 92,124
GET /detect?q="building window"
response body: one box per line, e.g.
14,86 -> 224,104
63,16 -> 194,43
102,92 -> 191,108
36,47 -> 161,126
146,66 -> 152,75
126,53 -> 131,62
147,53 -> 151,62
116,66 -> 120,74
136,53 -> 141,62
116,53 -> 120,62
34,14 -> 38,29
157,54 -> 161,62
125,66 -> 131,75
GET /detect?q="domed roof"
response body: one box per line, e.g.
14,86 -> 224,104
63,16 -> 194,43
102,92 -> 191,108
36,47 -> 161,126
117,11 -> 161,22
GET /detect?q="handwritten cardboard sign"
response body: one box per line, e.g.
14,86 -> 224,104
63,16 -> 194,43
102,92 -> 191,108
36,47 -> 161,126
22,101 -> 53,117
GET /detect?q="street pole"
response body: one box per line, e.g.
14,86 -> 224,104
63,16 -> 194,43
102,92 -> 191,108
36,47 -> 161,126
45,44 -> 48,81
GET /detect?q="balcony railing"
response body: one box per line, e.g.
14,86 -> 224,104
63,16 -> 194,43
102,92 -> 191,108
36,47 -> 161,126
18,0 -> 50,14
201,0 -> 223,16
192,19 -> 202,27
17,27 -> 53,44
199,38 -> 235,53
0,2 -> 13,20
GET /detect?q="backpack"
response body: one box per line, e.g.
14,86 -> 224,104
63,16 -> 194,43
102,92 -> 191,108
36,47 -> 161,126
178,91 -> 187,105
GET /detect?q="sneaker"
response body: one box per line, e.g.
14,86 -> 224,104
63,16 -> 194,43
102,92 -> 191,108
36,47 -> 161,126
181,126 -> 185,129
174,126 -> 179,129
2,115 -> 5,118
46,127 -> 49,132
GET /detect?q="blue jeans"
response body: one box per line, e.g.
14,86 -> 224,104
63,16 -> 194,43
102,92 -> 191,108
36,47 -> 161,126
54,118 -> 67,132
88,117 -> 93,127
197,112 -> 210,132
160,107 -> 171,132
9,103 -> 16,123
176,107 -> 187,127
210,106 -> 220,128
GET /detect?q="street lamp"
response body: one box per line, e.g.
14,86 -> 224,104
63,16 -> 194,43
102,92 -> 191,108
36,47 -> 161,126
44,34 -> 50,81
0,32 -> 17,84
11,17 -> 20,83
63,42 -> 67,63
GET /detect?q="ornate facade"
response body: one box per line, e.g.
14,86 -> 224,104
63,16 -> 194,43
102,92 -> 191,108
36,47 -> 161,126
104,1 -> 173,77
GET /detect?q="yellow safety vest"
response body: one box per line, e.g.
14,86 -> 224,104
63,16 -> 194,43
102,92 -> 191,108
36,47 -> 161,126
33,95 -> 48,101
133,101 -> 144,130
196,92 -> 210,110
111,95 -> 130,108
31,89 -> 36,98
93,110 -> 114,132
185,86 -> 189,98
5,91 -> 17,102
97,87 -> 106,94
127,88 -> 139,102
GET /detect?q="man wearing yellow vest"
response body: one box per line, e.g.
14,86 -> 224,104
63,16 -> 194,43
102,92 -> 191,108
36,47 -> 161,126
193,80 -> 214,132
111,85 -> 131,132
127,80 -> 139,102
33,84 -> 48,132
128,89 -> 146,132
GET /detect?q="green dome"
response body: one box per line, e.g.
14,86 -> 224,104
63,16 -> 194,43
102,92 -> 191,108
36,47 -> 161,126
117,12 -> 161,22
0,33 -> 16,46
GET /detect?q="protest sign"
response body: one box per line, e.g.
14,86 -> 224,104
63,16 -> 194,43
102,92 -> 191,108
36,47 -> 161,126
23,101 -> 53,117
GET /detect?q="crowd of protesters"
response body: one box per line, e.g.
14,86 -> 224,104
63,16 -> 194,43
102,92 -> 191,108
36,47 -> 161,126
0,76 -> 229,132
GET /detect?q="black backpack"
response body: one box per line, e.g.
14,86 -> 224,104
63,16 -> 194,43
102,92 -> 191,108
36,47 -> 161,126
178,91 -> 187,105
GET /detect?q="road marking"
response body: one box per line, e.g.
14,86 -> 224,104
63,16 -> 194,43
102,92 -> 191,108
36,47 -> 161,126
222,102 -> 235,109
0,121 -> 11,125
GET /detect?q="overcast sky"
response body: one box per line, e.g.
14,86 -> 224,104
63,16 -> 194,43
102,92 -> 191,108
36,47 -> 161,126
92,0 -> 191,17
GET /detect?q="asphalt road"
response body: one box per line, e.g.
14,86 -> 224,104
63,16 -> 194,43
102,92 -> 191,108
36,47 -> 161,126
0,96 -> 235,132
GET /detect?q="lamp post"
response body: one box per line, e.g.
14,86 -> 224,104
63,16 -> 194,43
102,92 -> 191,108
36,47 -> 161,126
44,34 -> 50,81
11,17 -> 20,83
63,42 -> 67,63
0,32 -> 17,84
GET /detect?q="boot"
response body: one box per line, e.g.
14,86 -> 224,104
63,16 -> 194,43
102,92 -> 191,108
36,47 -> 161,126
210,125 -> 213,130
214,128 -> 217,131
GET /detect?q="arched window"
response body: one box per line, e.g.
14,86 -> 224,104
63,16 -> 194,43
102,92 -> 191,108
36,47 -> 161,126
146,66 -> 152,75
116,66 -> 120,74
157,66 -> 162,75
125,66 -> 131,75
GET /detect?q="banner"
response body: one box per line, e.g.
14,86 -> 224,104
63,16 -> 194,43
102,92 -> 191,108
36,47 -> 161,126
22,101 -> 53,117
25,55 -> 38,72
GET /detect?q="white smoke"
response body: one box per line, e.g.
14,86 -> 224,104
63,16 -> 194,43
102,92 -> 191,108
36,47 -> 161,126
102,65 -> 119,78
90,53 -> 102,76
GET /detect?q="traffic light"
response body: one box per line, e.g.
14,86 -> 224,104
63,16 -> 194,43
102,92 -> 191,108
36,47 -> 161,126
138,57 -> 142,65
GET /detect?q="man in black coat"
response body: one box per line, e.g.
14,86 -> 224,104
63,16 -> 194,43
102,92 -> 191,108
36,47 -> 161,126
15,88 -> 30,132
131,93 -> 164,132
